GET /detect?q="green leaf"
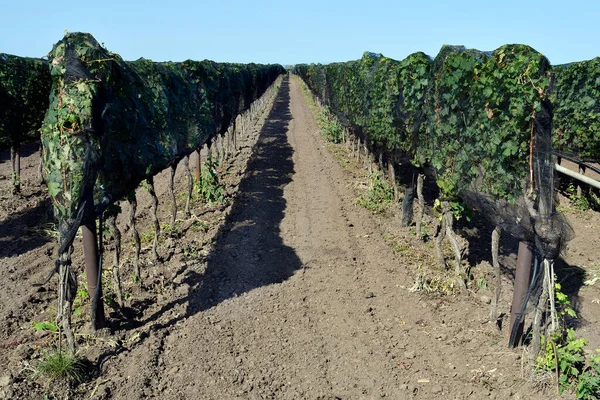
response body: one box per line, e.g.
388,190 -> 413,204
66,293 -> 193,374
47,181 -> 61,197
32,321 -> 58,332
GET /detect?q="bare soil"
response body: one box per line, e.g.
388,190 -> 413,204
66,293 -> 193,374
0,76 -> 599,399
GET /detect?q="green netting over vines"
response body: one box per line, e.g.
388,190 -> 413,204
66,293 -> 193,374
42,32 -> 284,235
296,44 -> 572,257
295,51 -> 431,158
552,58 -> 600,161
297,45 -> 551,202
0,54 -> 51,150
426,45 -> 552,201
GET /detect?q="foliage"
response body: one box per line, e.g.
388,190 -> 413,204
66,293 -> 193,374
295,44 -> 565,255
565,181 -> 591,211
358,170 -> 394,213
316,107 -> 344,143
536,282 -> 600,398
552,59 -> 600,161
295,51 -> 431,156
195,155 -> 225,205
296,45 -> 552,202
433,198 -> 473,222
32,321 -> 58,333
296,45 -> 552,201
35,350 -> 87,383
0,53 -> 51,150
432,46 -> 550,201
41,32 -> 284,238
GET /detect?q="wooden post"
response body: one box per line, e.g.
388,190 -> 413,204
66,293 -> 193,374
401,175 -> 415,228
509,241 -> 532,347
415,173 -> 424,238
490,227 -> 502,323
57,249 -> 76,354
10,144 -> 21,194
82,221 -> 105,330
184,155 -> 193,218
169,164 -> 177,226
194,149 -> 202,182
388,161 -> 398,202
577,165 -> 585,197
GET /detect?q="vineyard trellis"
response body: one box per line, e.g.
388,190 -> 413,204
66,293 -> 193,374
39,32 -> 284,352
294,44 -> 575,350
552,57 -> 600,161
0,53 -> 51,193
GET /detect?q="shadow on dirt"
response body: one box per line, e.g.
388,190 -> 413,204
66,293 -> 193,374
0,196 -> 53,258
188,77 -> 297,312
98,76 -> 299,366
0,141 -> 40,162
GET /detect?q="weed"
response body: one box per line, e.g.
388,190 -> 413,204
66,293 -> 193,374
139,230 -> 155,245
161,221 -> 183,238
358,170 -> 394,213
427,273 -> 461,295
536,282 -> 600,398
104,293 -> 118,310
35,350 -> 87,383
589,190 -> 600,211
317,108 -> 344,143
32,321 -> 58,333
195,155 -> 226,205
11,172 -> 21,188
139,180 -> 153,193
392,242 -> 412,254
72,283 -> 88,318
565,182 -> 590,211
410,224 -> 430,239
584,266 -> 600,287
27,222 -> 59,239
382,233 -> 394,241
182,243 -> 203,261
190,219 -> 209,233
476,274 -> 488,291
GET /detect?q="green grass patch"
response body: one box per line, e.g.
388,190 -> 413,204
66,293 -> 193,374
35,350 -> 87,383
357,171 -> 394,213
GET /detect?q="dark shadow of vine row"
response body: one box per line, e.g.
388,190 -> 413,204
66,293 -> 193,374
98,76 -> 299,367
188,75 -> 299,311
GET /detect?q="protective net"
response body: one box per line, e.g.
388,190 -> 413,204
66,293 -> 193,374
41,32 -> 284,238
552,58 -> 600,161
295,50 -> 431,164
295,44 -> 573,261
0,53 -> 51,150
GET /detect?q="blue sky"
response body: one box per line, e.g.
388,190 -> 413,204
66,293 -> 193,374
0,0 -> 597,66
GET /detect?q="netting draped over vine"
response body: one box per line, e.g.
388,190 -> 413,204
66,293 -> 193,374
295,51 -> 431,162
0,53 -> 51,149
295,44 -> 573,260
552,58 -> 600,161
41,32 -> 284,238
